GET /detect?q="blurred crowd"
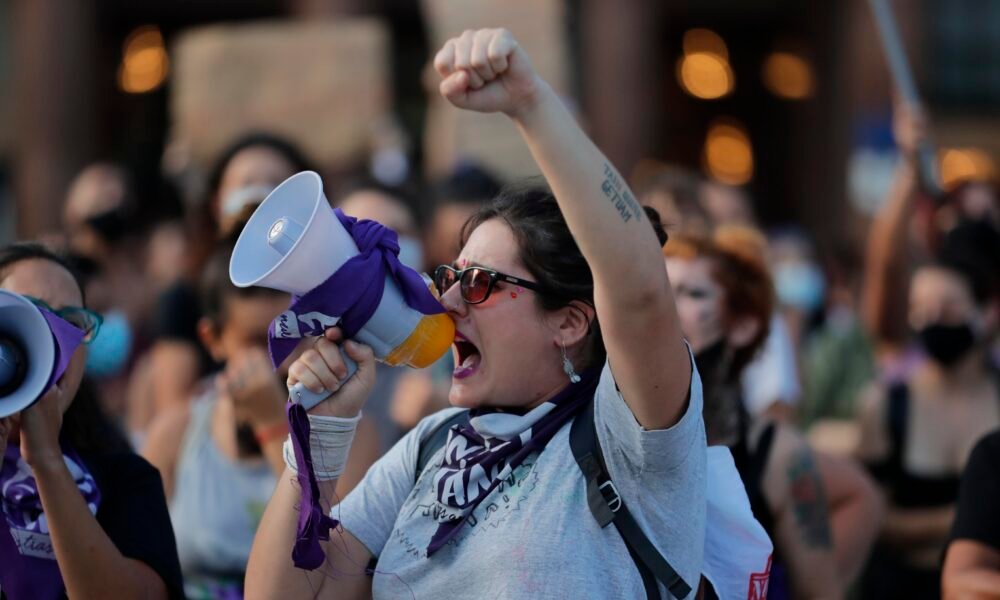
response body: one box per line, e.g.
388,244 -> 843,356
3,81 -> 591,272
2,32 -> 999,600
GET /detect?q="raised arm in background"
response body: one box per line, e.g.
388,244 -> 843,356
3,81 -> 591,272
860,102 -> 928,354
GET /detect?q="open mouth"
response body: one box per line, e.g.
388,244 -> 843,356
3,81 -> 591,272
453,332 -> 482,379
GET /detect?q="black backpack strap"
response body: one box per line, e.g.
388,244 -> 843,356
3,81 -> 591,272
570,401 -> 693,599
886,381 -> 909,476
748,422 -> 777,489
415,409 -> 470,482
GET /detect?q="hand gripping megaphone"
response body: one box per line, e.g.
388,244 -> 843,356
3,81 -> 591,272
0,290 -> 86,418
229,171 -> 454,409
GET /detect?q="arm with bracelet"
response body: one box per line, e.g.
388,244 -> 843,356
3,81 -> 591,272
246,327 -> 376,600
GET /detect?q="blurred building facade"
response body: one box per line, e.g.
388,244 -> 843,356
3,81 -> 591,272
0,0 -> 996,244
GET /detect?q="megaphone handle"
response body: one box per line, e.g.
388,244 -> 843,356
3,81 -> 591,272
288,351 -> 359,411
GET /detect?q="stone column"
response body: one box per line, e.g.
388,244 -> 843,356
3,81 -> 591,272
12,0 -> 100,238
580,0 -> 664,178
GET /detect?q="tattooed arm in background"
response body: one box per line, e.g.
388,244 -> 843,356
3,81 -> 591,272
761,423 -> 844,599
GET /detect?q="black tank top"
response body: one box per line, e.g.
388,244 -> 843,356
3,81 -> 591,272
868,382 -> 962,508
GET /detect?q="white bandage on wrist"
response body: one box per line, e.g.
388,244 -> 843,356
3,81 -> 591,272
283,412 -> 362,481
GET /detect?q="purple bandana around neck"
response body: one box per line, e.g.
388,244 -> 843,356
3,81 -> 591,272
0,445 -> 101,600
426,367 -> 601,555
265,208 -> 445,571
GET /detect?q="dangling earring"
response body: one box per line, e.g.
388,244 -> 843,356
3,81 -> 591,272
561,342 -> 581,384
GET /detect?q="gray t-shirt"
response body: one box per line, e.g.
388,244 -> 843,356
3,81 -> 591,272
335,359 -> 707,599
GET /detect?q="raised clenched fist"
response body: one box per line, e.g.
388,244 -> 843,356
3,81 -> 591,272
434,28 -> 542,118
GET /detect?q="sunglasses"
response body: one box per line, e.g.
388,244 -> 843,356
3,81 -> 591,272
433,265 -> 541,305
25,296 -> 104,344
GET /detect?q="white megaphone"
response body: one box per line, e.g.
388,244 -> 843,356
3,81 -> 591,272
229,171 -> 454,410
0,290 -> 60,418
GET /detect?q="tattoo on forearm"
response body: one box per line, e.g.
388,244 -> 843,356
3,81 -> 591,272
787,449 -> 833,549
601,163 -> 643,224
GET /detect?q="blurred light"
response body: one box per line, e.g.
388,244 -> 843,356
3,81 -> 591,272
683,28 -> 729,60
677,53 -> 734,100
677,28 -> 733,100
703,119 -> 754,185
939,148 -> 997,189
762,51 -> 814,100
118,26 -> 169,94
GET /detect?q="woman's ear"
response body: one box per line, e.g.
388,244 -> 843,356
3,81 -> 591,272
197,317 -> 226,363
727,315 -> 761,350
549,300 -> 595,348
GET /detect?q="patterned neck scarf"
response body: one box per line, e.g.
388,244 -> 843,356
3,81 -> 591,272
427,367 -> 601,555
0,444 -> 102,600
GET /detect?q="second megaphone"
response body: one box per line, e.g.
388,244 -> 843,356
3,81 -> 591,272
0,290 -> 86,418
229,171 -> 454,409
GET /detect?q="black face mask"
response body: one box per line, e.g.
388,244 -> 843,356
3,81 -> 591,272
85,207 -> 129,244
917,322 -> 976,367
694,338 -> 730,390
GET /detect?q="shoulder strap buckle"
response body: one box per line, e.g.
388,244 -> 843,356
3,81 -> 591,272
599,480 -> 623,513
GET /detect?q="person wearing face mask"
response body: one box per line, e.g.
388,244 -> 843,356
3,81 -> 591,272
129,133 -> 316,445
389,163 -> 504,434
142,244 -> 379,599
857,220 -> 1000,600
336,180 -> 426,455
665,227 -> 883,598
0,242 -> 184,600
62,163 -> 153,423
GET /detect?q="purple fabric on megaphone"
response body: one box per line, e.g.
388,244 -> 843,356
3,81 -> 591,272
40,311 -> 85,392
286,402 -> 339,570
266,208 -> 445,571
267,208 -> 445,369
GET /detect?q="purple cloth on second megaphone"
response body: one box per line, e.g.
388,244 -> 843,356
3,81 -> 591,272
0,305 -> 88,599
267,208 -> 445,369
265,208 -> 445,571
40,311 -> 86,391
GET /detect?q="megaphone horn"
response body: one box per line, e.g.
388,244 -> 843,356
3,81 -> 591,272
229,171 -> 454,410
0,290 -> 59,418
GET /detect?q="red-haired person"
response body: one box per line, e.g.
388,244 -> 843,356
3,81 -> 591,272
665,227 -> 883,598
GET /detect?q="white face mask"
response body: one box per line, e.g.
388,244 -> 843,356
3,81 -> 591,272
221,184 -> 274,217
774,261 -> 826,312
397,236 -> 425,272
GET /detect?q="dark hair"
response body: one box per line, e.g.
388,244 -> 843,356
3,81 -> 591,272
199,241 -> 285,325
433,162 -> 503,207
461,184 -> 667,367
0,242 -> 131,455
206,132 -> 316,200
0,243 -> 84,298
336,174 -> 420,224
936,219 -> 1000,306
